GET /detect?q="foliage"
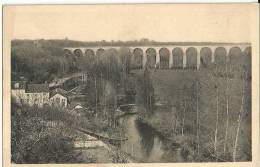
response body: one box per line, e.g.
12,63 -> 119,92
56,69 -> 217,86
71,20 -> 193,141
136,62 -> 251,162
11,39 -> 251,162
11,41 -> 76,83
111,148 -> 128,163
135,66 -> 155,113
11,101 -> 82,163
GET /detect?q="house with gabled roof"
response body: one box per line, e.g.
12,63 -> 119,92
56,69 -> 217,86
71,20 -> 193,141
11,79 -> 71,108
49,88 -> 68,108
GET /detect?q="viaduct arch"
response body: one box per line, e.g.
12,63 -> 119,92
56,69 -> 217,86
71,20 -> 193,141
63,43 -> 251,70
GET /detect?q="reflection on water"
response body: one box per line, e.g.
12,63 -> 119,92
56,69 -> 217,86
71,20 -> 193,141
118,114 -> 172,162
137,121 -> 155,159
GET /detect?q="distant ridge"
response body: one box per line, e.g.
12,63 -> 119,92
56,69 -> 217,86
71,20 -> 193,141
11,39 -> 251,48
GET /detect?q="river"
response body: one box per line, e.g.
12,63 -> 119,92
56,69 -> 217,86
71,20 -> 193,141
117,114 -> 182,163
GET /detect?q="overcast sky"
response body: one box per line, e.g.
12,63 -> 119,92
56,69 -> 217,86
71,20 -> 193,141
5,4 -> 256,42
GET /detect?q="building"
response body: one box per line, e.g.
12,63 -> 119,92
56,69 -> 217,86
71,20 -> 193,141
11,81 -> 27,103
11,81 -> 49,107
26,84 -> 49,107
64,43 -> 250,70
49,88 -> 68,108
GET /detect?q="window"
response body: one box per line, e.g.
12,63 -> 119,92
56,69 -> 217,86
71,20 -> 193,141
55,97 -> 60,105
62,99 -> 66,107
14,83 -> 19,88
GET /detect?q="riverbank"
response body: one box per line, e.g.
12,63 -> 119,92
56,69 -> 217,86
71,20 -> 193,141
11,102 -> 135,163
137,110 -> 207,162
73,134 -> 134,163
42,117 -> 134,163
133,68 -> 251,162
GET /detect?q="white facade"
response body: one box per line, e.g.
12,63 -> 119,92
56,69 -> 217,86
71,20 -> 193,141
11,82 -> 69,108
11,82 -> 50,107
26,92 -> 49,107
11,89 -> 49,107
11,89 -> 26,104
50,93 -> 67,108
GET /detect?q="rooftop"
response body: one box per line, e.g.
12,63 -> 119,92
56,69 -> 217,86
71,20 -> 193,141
50,88 -> 68,98
11,81 -> 26,90
26,84 -> 49,93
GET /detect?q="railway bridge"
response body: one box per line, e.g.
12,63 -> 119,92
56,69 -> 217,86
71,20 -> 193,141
63,42 -> 251,69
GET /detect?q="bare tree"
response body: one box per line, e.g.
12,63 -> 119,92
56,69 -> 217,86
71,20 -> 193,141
224,63 -> 230,155
95,76 -> 98,118
196,80 -> 200,155
233,76 -> 245,162
181,99 -> 187,136
214,85 -> 219,161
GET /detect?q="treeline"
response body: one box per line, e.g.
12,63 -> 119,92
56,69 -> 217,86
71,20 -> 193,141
11,39 -> 138,83
12,38 -> 237,48
11,40 -> 70,83
12,38 -> 157,47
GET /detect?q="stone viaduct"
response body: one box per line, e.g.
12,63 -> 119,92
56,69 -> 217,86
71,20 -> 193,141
63,43 -> 251,69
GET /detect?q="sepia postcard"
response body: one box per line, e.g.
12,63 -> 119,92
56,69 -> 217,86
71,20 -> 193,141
2,3 -> 259,167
